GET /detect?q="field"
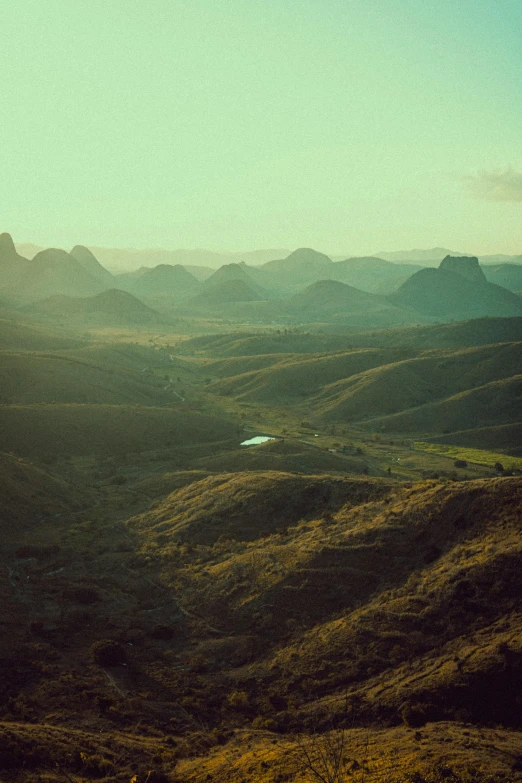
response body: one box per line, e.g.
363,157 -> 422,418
415,442 -> 522,471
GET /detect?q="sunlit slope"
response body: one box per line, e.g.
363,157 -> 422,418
0,404 -> 239,458
364,375 -> 522,434
208,348 -> 415,402
129,471 -> 390,544
134,473 -> 522,730
207,343 -> 522,436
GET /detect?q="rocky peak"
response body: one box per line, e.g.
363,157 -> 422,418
0,232 -> 16,259
439,255 -> 486,284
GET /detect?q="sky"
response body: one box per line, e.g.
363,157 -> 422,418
1,0 -> 522,255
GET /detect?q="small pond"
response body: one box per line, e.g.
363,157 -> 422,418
240,436 -> 276,446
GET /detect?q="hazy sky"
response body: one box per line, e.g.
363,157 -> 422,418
2,0 -> 522,255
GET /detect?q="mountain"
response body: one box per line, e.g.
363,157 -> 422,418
25,288 -> 165,326
288,279 -> 389,317
71,246 -> 289,273
260,247 -> 333,290
0,232 -> 32,290
482,263 -> 522,291
377,247 -> 469,264
183,279 -> 264,309
9,248 -> 107,301
330,255 -> 424,293
69,245 -> 114,285
202,262 -> 268,297
390,255 -> 522,319
130,263 -> 201,300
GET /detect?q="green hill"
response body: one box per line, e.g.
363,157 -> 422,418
0,350 -> 176,406
0,403 -> 239,458
25,288 -> 166,327
391,256 -> 522,319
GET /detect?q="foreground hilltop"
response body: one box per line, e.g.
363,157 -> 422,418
1,465 -> 521,781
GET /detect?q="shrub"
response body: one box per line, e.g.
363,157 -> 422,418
90,640 -> 127,667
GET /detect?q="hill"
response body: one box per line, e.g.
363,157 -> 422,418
0,403 -> 239,459
260,247 -> 333,290
0,350 -> 177,406
130,263 -> 201,300
364,374 -> 522,434
288,280 -> 386,316
0,318 -> 86,351
482,263 -> 522,291
208,347 -> 415,404
25,288 -> 166,327
335,316 -> 522,350
181,279 -> 266,309
377,246 -> 468,264
202,262 -> 268,297
1,454 -> 522,781
309,342 -> 522,424
12,248 -> 107,301
390,256 -> 522,319
0,232 -> 32,291
331,256 -> 424,293
428,422 -> 522,457
69,245 -> 115,285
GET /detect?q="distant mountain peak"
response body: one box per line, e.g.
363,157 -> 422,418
0,232 -> 16,258
439,255 -> 486,284
285,247 -> 332,263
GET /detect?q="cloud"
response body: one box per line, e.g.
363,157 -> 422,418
463,167 -> 522,202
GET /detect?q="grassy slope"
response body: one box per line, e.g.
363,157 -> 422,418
0,404 -> 240,458
0,350 -> 177,405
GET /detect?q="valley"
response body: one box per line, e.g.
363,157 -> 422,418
1,237 -> 522,783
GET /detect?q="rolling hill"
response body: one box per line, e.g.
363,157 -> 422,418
25,288 -> 166,327
0,350 -> 177,406
130,263 -> 201,300
208,347 -> 416,403
0,403 -> 239,459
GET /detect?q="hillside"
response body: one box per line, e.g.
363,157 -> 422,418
483,263 -> 522,291
0,232 -> 32,291
25,288 -> 166,327
0,318 -> 86,351
181,279 -> 266,309
130,263 -> 201,300
69,245 -> 115,285
0,403 -> 239,459
331,256 -> 424,293
429,422 -> 522,456
0,350 -> 177,406
363,374 -> 522,434
390,256 -> 522,319
208,348 -> 416,403
11,248 -> 107,301
260,247 -> 334,290
2,467 -> 521,781
202,263 -> 268,297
